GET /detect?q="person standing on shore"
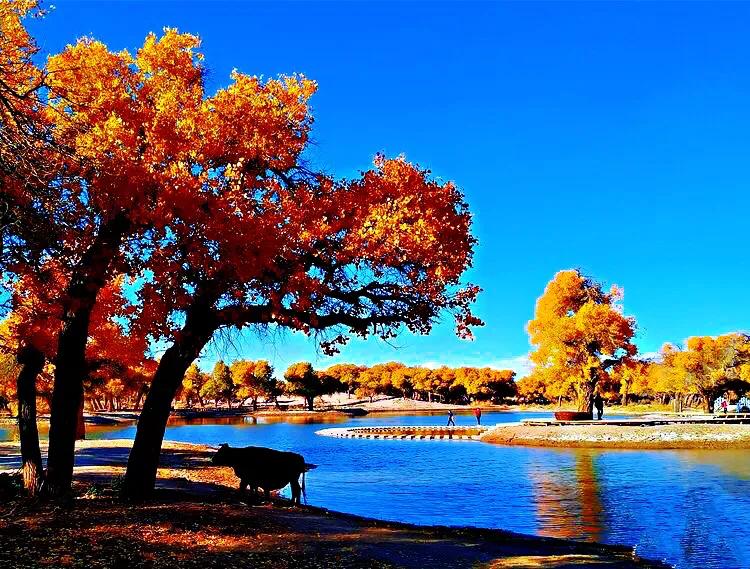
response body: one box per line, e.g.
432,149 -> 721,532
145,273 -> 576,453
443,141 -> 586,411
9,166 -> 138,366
447,410 -> 456,426
473,407 -> 482,425
594,393 -> 604,420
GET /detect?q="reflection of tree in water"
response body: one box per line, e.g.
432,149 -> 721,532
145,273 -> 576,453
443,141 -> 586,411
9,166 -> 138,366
529,450 -> 603,541
167,415 -> 348,428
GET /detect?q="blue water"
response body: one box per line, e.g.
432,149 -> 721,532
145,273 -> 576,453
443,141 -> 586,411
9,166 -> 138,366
3,410 -> 749,569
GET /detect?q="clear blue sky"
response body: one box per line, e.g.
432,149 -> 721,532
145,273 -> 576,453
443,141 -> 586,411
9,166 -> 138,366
30,1 -> 750,376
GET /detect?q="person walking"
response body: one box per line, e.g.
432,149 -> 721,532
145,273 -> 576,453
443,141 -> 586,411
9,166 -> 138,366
594,393 -> 604,421
447,410 -> 456,426
473,407 -> 482,425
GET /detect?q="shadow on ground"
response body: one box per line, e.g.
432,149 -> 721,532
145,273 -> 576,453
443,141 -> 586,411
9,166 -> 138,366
0,441 -> 669,569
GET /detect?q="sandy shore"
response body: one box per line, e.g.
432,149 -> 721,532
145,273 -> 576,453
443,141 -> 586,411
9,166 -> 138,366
0,439 -> 666,568
481,422 -> 750,449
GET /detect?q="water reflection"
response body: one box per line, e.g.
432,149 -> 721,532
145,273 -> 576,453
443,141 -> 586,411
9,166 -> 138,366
168,414 -> 355,428
529,451 -> 603,541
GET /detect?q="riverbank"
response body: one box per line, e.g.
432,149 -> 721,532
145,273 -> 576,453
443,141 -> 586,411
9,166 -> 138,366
481,421 -> 750,449
0,439 -> 666,568
0,400 -> 698,427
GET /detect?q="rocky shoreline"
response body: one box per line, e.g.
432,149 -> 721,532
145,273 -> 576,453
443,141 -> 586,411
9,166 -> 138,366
480,421 -> 750,449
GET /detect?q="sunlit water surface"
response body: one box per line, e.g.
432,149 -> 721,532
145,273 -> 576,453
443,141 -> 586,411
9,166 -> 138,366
2,411 -> 749,569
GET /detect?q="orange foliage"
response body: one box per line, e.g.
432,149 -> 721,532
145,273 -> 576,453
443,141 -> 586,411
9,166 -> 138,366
647,334 -> 750,411
527,270 -> 637,412
321,363 -> 515,404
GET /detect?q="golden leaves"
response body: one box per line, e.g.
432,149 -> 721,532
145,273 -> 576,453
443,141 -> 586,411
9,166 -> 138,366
527,270 -> 637,398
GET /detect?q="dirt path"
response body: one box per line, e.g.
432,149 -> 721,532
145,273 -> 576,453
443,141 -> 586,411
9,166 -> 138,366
0,440 -> 667,568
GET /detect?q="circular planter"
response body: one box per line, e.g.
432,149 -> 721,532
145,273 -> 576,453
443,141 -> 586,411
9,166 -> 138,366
554,411 -> 593,421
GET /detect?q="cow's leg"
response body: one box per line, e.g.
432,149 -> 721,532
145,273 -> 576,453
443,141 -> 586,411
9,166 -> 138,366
290,478 -> 301,506
238,480 -> 253,504
248,485 -> 260,504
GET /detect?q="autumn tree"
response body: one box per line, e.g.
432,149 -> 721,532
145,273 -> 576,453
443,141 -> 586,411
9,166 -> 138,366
0,0 -> 50,186
231,359 -> 275,411
527,270 -> 637,416
391,366 -> 415,399
324,363 -> 364,398
459,368 -> 516,402
181,364 -> 206,408
10,29 -> 224,498
284,362 -> 334,411
200,361 -> 234,408
0,270 -> 145,495
643,344 -> 687,405
431,366 -> 459,402
516,372 -> 551,404
122,154 -> 479,500
355,367 -> 382,403
411,367 -> 437,402
610,359 -> 652,406
0,3 -> 68,496
657,334 -> 750,412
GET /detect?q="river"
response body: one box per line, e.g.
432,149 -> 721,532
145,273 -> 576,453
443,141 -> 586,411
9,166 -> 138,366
2,410 -> 749,569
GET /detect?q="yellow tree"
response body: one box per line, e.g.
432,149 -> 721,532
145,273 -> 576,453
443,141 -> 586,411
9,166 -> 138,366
667,334 -> 750,412
325,363 -> 365,398
527,270 -> 637,415
411,367 -> 435,402
391,366 -> 415,399
645,344 -> 688,404
181,364 -> 206,408
516,372 -> 550,404
284,362 -> 335,411
473,368 -> 516,402
610,359 -> 652,406
231,360 -> 275,411
355,366 -> 383,403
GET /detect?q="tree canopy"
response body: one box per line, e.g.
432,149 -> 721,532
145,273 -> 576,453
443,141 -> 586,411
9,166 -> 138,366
526,269 -> 637,414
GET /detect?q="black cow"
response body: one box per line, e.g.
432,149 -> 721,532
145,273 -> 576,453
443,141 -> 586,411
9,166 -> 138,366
212,444 -> 309,505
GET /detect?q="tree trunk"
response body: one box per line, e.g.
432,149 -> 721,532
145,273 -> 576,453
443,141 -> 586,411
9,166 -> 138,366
621,389 -> 629,407
577,381 -> 595,416
252,397 -> 258,412
76,399 -> 86,440
46,214 -> 129,499
306,396 -> 314,411
134,389 -> 145,411
16,345 -> 45,496
122,290 -> 219,501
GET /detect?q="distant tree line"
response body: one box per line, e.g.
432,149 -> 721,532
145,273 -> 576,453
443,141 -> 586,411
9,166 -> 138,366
172,360 -> 517,411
